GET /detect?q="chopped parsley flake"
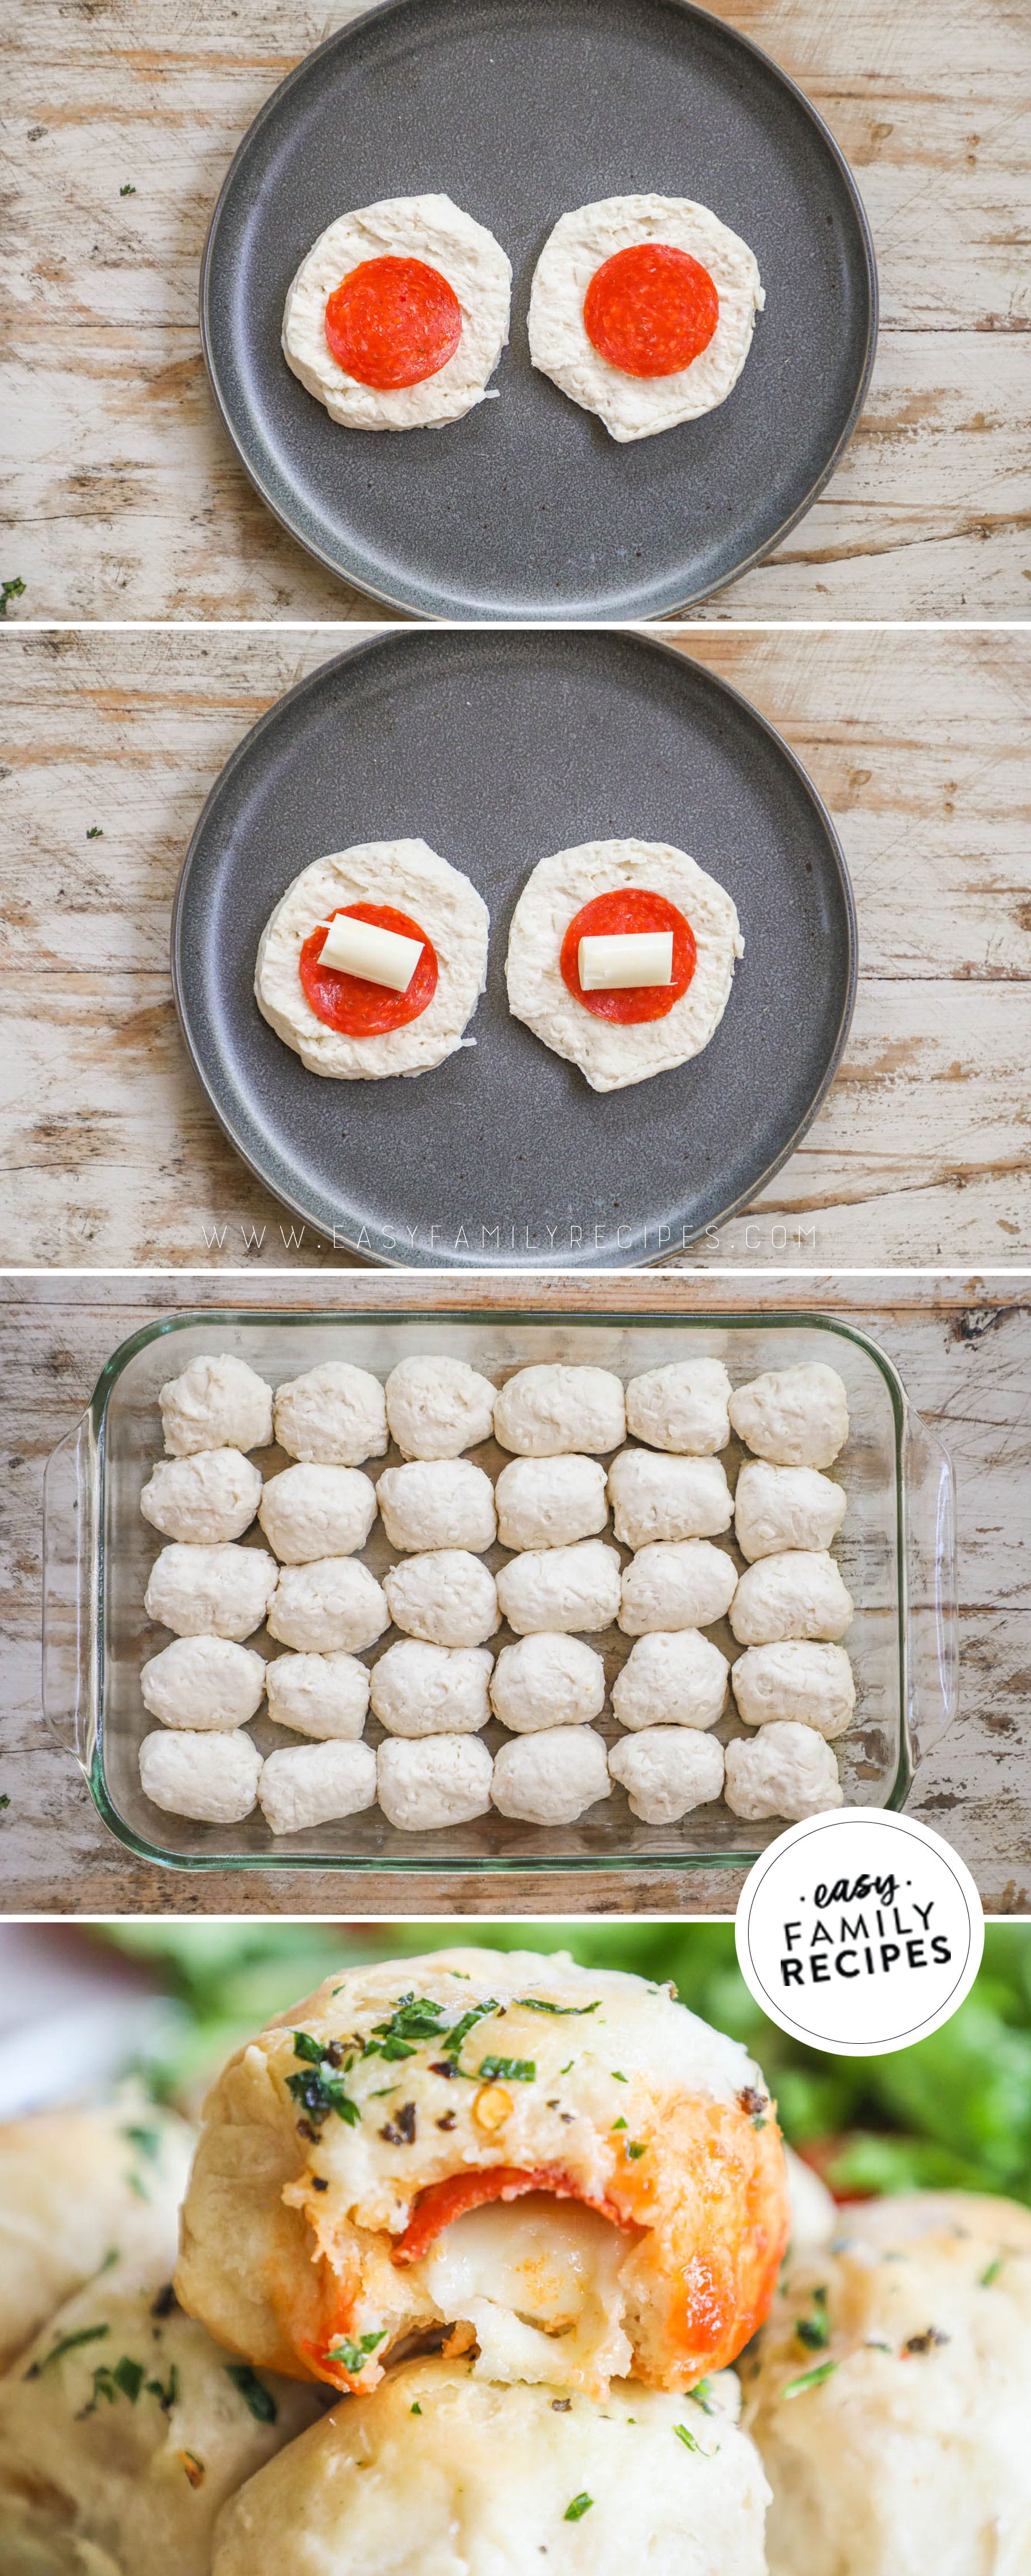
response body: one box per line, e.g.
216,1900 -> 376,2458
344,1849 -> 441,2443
26,2325 -> 110,2379
410,2401 -> 422,2415
86,825 -> 103,839
559,2059 -> 574,2075
288,2036 -> 360,2130
611,2070 -> 627,2082
781,2360 -> 837,2400
516,1998 -> 599,2016
564,2493 -> 593,2522
477,2055 -> 536,2084
674,2422 -> 702,2453
690,2380 -> 715,2415
439,2000 -> 499,2061
121,2123 -> 161,2162
146,2363 -> 179,2413
626,2141 -> 647,2160
363,1995 -> 451,2061
1,578 -> 26,618
79,2353 -> 147,2416
328,2331 -> 387,2375
226,2364 -> 278,2424
0,1795 -> 9,1811
119,182 -> 136,195
796,2288 -> 830,2352
980,2258 -> 1004,2287
612,2117 -> 628,2131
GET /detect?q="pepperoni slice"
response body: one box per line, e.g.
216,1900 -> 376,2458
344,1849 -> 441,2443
583,243 -> 719,380
324,256 -> 462,390
560,887 -> 696,1024
299,902 -> 438,1038
391,2165 -> 629,2267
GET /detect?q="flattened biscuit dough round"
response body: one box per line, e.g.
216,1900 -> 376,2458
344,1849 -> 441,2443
506,839 -> 743,1092
528,194 -> 764,443
282,194 -> 511,431
255,839 -> 489,1080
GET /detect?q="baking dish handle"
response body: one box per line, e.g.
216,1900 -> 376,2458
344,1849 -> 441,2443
904,1403 -> 958,1768
42,1409 -> 100,1770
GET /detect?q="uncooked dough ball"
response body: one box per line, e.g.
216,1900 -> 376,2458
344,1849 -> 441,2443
609,1728 -> 725,1822
265,1650 -> 370,1740
258,1461 -> 377,1563
267,1557 -> 388,1653
612,1628 -> 729,1730
144,1543 -> 277,1642
139,1728 -> 263,1823
140,1634 -> 266,1731
608,1448 -> 732,1548
376,1458 -> 497,1552
740,2193 -> 1031,2576
376,1735 -> 494,1830
496,1539 -> 621,1635
384,1551 -> 499,1647
723,1722 -> 843,1822
489,1633 -> 606,1732
730,1552 -> 854,1647
625,1358 -> 732,1456
734,1461 -> 847,1563
493,1363 -> 625,1457
491,1726 -> 611,1824
495,1453 -> 608,1550
159,1353 -> 273,1457
140,1449 -> 262,1545
211,2359 -> 771,2576
370,1639 -> 493,1736
385,1355 -> 496,1458
729,1364 -> 849,1469
273,1361 -> 387,1465
619,1541 -> 737,1634
731,1642 -> 856,1740
0,2264 -> 323,2576
258,1739 -> 377,1834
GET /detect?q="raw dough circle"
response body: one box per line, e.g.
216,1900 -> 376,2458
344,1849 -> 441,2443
489,1633 -> 606,1732
140,1635 -> 267,1731
272,1362 -> 387,1466
369,1639 -> 494,1736
256,840 -> 489,1080
491,1726 -> 612,1825
258,1461 -> 377,1562
528,194 -> 764,442
385,1354 -> 497,1458
609,1728 -> 725,1822
282,194 -> 511,431
159,1354 -> 272,1458
506,840 -> 743,1091
140,1450 -> 262,1546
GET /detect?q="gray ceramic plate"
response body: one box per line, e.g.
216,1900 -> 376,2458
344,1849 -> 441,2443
172,629 -> 855,1268
200,0 -> 877,620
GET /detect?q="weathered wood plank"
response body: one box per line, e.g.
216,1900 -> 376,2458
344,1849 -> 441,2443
1,627 -> 1028,1267
1,1270 -> 1028,1918
1,0 -> 1028,617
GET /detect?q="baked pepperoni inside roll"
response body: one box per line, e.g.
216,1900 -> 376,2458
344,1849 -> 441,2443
176,1947 -> 788,2402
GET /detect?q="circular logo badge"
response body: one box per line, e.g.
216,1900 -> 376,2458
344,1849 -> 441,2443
735,1810 -> 984,2056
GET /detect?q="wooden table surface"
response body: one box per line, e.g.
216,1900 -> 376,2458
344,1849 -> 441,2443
2,1269 -> 1028,1921
2,0 -> 1029,621
1,624 -> 1028,1270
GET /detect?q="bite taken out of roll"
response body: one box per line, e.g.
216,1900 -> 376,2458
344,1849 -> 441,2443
176,1946 -> 788,2406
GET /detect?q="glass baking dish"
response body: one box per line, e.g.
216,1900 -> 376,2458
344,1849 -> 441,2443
42,1308 -> 957,1879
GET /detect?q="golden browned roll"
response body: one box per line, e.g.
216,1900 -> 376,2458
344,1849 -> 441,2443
176,1946 -> 788,2402
0,2259 -> 326,2576
211,2354 -> 770,2576
739,2189 -> 1031,2576
0,2094 -> 194,2372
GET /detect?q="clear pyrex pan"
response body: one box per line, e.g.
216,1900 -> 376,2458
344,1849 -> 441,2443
43,1311 -> 958,1877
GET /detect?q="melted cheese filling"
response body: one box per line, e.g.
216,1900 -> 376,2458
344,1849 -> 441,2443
415,2193 -> 633,2388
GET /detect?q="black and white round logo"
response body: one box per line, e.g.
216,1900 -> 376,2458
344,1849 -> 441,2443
735,1810 -> 984,2056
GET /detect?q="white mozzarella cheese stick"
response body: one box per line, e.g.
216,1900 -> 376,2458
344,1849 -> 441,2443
578,929 -> 674,990
318,914 -> 424,989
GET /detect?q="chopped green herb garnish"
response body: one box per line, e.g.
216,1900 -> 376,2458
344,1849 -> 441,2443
477,2055 -> 536,2085
796,2290 -> 830,2352
0,1795 -> 10,1811
690,2380 -> 715,2415
121,2123 -> 161,2162
781,2360 -> 837,2400
980,2258 -> 1004,2287
439,2000 -> 499,2062
119,182 -> 136,195
559,2059 -> 574,2075
293,2030 -> 332,2063
226,2363 -> 278,2424
564,2493 -> 593,2522
410,2400 -> 422,2415
26,2324 -> 110,2380
626,2141 -> 647,2160
363,1995 -> 451,2062
113,2355 -> 144,2402
288,2039 -> 361,2130
1,578 -> 26,618
145,2362 -> 179,2413
86,825 -> 103,839
516,1998 -> 600,2017
611,2070 -> 627,2082
328,2331 -> 387,2374
611,2116 -> 628,2131
674,2422 -> 702,2452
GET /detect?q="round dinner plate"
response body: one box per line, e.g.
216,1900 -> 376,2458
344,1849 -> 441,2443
200,0 -> 877,620
172,629 -> 856,1268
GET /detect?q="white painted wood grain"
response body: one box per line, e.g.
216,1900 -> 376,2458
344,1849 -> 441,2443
1,1269 -> 1027,1918
1,0 -> 1028,618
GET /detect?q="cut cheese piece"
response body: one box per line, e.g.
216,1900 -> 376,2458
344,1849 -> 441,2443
416,2191 -> 634,2390
318,915 -> 424,989
579,929 -> 674,990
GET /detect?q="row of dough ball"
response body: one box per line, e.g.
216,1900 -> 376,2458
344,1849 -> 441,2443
156,1348 -> 850,1469
143,1441 -> 848,1566
143,1538 -> 854,1657
139,1709 -> 840,1831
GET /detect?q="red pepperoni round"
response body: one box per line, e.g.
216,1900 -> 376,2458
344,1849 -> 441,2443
583,242 -> 719,379
560,887 -> 696,1024
324,255 -> 462,390
300,903 -> 438,1037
